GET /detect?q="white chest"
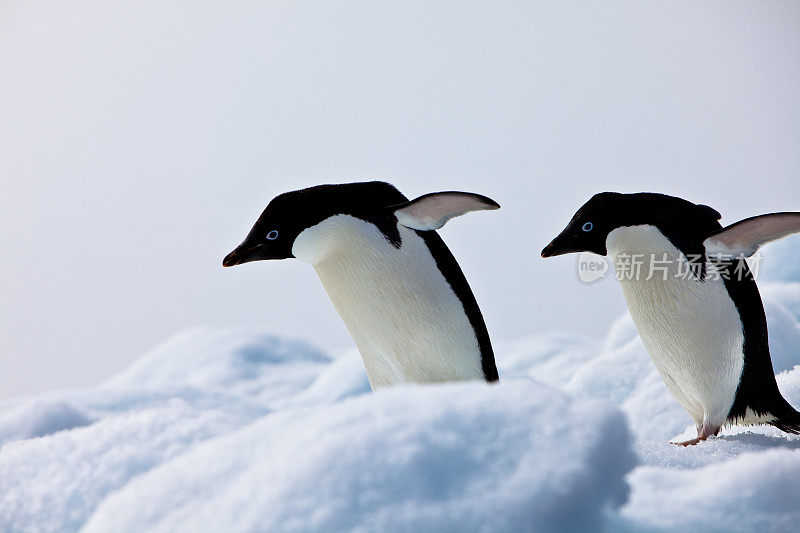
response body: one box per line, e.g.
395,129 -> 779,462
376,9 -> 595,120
292,215 -> 484,388
606,225 -> 745,425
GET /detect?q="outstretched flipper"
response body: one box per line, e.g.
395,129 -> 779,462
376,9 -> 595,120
704,212 -> 800,258
393,192 -> 500,231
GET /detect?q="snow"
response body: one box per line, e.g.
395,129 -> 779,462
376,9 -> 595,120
0,401 -> 92,445
81,384 -> 633,533
622,448 -> 800,532
0,338 -> 635,533
2,246 -> 800,531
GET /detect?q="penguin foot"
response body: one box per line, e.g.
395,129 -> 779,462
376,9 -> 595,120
671,422 -> 720,446
670,435 -> 708,446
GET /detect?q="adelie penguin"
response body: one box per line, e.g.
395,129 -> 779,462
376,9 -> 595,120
223,181 -> 500,389
542,192 -> 800,445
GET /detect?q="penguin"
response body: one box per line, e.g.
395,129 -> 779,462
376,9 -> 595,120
223,181 -> 500,389
541,192 -> 800,445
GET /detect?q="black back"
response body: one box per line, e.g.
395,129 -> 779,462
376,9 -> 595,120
720,259 -> 799,428
417,230 -> 499,381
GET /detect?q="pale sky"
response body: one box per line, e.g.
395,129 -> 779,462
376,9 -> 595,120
2,1 -> 799,399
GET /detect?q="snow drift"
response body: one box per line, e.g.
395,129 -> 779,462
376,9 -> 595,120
0,330 -> 635,533
82,384 -> 633,533
1,246 -> 799,531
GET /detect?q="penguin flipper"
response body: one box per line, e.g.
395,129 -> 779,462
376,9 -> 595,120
704,212 -> 800,258
393,191 -> 500,231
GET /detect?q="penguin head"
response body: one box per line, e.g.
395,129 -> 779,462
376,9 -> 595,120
541,192 -> 722,257
223,181 -> 499,267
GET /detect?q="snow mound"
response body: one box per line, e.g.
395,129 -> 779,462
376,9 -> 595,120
0,403 -> 241,532
0,329 -> 636,533
0,401 -> 91,445
105,327 -> 331,404
289,349 -> 372,406
82,382 -> 634,533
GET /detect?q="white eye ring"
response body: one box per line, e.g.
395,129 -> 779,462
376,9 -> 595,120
266,230 -> 279,240
582,222 -> 593,232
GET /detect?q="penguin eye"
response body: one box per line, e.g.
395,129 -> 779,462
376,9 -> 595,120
582,222 -> 593,232
266,230 -> 279,241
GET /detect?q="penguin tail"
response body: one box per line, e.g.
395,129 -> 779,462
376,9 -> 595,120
769,401 -> 800,435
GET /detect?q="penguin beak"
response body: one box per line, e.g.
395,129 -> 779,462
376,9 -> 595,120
541,230 -> 577,258
542,224 -> 607,257
540,242 -> 559,258
222,243 -> 262,267
222,248 -> 244,267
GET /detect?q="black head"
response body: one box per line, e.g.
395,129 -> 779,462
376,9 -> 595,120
223,181 -> 500,267
223,181 -> 408,267
541,192 -> 723,257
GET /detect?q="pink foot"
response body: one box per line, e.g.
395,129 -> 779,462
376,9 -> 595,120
670,421 -> 720,446
670,435 -> 709,446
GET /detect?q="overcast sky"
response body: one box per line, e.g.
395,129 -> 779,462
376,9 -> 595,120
2,1 -> 799,399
